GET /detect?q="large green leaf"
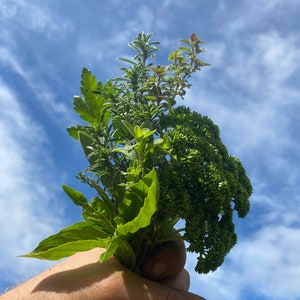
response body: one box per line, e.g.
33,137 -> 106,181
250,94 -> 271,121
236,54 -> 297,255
117,168 -> 158,235
21,222 -> 109,260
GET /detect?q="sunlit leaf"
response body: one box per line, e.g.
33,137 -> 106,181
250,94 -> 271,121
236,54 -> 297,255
63,185 -> 89,208
21,222 -> 109,260
117,169 -> 158,235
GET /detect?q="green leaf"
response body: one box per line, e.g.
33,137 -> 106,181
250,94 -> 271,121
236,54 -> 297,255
74,68 -> 106,124
134,126 -> 156,140
82,197 -> 116,234
100,234 -> 123,262
78,131 -> 97,164
117,168 -> 158,235
63,185 -> 89,208
115,239 -> 136,270
179,46 -> 191,52
66,125 -> 87,140
119,57 -> 135,64
145,95 -> 157,101
112,144 -> 137,161
21,222 -> 109,260
180,39 -> 190,45
121,120 -> 135,138
88,177 -> 117,215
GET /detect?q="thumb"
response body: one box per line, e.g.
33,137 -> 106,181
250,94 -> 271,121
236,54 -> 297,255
141,238 -> 186,280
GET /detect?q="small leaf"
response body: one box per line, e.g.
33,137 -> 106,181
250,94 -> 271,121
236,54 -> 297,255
121,120 -> 135,138
112,144 -> 137,161
133,125 -> 143,139
115,240 -> 136,270
66,125 -> 87,140
83,197 -> 116,234
88,177 -> 117,215
141,128 -> 156,140
100,234 -> 123,262
145,95 -> 157,101
63,185 -> 89,208
179,46 -> 191,52
180,39 -> 190,45
119,57 -> 135,64
78,131 -> 96,164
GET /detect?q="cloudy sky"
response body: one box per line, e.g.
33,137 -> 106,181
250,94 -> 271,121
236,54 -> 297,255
1,1 -> 300,299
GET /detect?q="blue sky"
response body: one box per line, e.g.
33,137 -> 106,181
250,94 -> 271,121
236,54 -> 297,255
1,1 -> 300,299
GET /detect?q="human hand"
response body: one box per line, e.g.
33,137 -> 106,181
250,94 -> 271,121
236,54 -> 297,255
1,240 -> 206,299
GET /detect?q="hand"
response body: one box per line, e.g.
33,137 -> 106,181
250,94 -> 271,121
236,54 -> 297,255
1,241 -> 206,300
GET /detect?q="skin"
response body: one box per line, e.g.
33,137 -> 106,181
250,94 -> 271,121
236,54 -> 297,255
0,240 -> 205,300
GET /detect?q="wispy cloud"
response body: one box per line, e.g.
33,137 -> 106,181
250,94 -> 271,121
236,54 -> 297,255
189,6 -> 300,169
183,1 -> 300,299
74,2 -> 186,69
0,80 -> 65,288
0,47 -> 72,124
187,221 -> 300,300
0,0 -> 75,126
1,1 -> 299,298
0,0 -> 73,38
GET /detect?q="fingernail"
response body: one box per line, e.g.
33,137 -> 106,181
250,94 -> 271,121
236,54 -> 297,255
151,260 -> 166,278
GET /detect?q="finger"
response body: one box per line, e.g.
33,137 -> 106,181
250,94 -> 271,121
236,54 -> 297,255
159,268 -> 190,291
141,238 -> 186,280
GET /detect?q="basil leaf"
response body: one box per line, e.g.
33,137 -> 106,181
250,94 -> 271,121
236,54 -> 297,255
117,168 -> 158,235
21,222 -> 109,260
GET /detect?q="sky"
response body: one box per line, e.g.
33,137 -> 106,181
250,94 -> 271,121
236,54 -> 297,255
0,0 -> 300,299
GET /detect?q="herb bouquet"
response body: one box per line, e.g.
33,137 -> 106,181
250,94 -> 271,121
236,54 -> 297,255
23,33 -> 252,274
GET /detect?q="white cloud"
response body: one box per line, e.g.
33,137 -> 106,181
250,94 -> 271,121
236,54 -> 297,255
0,80 -> 64,287
188,28 -> 300,171
0,48 -> 26,77
75,2 -> 180,67
216,0 -> 300,37
0,1 -> 75,126
231,225 -> 300,299
225,31 -> 300,99
0,47 -> 72,124
258,32 -> 300,94
183,2 -> 300,299
1,1 -> 299,298
0,0 -> 73,38
187,224 -> 300,300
